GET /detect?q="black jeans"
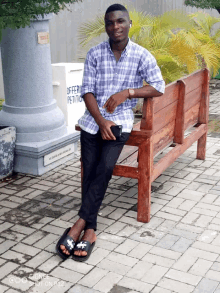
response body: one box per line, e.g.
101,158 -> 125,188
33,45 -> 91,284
78,129 -> 130,230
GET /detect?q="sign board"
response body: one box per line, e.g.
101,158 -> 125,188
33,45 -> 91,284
44,144 -> 74,166
52,63 -> 85,127
38,32 -> 50,44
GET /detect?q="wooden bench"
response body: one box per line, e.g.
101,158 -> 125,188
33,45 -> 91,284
76,68 -> 209,223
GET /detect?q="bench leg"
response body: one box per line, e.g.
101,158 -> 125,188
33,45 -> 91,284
197,132 -> 207,160
138,175 -> 151,223
137,139 -> 153,223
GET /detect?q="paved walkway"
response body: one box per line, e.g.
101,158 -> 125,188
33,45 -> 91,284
0,80 -> 220,293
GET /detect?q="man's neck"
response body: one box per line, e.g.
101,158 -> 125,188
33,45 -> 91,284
110,38 -> 129,52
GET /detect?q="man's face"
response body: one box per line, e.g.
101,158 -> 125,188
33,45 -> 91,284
105,10 -> 131,43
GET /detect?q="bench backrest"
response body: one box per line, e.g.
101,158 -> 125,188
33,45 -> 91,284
139,69 -> 209,156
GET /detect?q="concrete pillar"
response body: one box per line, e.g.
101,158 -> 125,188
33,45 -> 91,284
0,14 -> 79,175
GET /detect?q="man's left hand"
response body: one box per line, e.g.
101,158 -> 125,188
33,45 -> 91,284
103,89 -> 128,114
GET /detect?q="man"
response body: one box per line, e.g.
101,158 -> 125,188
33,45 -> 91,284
56,3 -> 165,261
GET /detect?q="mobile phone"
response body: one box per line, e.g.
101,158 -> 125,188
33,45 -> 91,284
110,125 -> 122,138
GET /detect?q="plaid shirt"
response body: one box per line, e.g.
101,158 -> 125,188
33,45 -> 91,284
78,39 -> 165,134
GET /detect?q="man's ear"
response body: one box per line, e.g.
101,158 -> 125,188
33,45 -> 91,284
130,20 -> 132,28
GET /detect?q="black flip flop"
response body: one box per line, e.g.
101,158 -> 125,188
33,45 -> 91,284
72,240 -> 95,262
56,227 -> 76,260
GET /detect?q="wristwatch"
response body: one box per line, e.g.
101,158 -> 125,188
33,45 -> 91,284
128,88 -> 135,100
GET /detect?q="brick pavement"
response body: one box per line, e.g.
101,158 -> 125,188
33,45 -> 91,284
0,80 -> 220,293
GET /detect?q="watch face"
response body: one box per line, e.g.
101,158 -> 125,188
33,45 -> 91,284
129,89 -> 135,96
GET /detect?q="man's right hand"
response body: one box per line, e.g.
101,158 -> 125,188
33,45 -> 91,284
97,118 -> 116,140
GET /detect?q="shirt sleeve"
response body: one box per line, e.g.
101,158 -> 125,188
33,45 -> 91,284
139,50 -> 165,94
81,49 -> 97,97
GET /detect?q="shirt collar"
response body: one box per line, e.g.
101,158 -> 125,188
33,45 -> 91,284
106,38 -> 131,56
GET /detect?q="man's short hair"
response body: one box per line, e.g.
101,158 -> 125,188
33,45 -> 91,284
105,4 -> 128,15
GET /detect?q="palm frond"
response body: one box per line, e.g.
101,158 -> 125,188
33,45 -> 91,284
78,15 -> 105,47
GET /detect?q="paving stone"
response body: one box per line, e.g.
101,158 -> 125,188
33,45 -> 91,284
150,287 -> 172,293
185,247 -> 218,262
0,240 -> 17,254
117,225 -> 138,237
0,262 -> 19,280
156,234 -> 180,249
171,237 -> 194,253
97,258 -> 130,275
98,232 -> 124,244
104,221 -> 127,234
189,259 -> 213,276
211,261 -> 220,272
68,284 -> 100,293
46,281 -> 73,293
194,278 -> 219,293
170,228 -> 198,240
198,230 -> 218,243
156,219 -> 176,233
193,241 -> 220,255
172,254 -> 197,272
118,216 -> 144,227
195,215 -> 213,228
141,264 -> 168,284
149,246 -> 182,260
78,267 -> 108,288
51,266 -> 83,283
93,272 -> 123,293
114,239 -> 138,255
126,261 -> 153,280
154,211 -> 182,222
158,277 -> 195,293
206,270 -> 220,282
86,248 -> 110,266
118,276 -> 154,293
1,249 -> 31,264
25,251 -> 53,268
106,251 -> 138,267
128,242 -> 152,259
130,228 -> 164,245
95,238 -> 118,251
142,253 -> 175,268
2,274 -> 34,291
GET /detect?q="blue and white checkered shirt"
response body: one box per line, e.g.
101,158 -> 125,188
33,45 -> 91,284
78,39 -> 165,134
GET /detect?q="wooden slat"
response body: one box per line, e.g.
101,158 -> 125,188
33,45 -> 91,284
117,145 -> 138,164
118,151 -> 138,168
197,68 -> 210,160
153,82 -> 179,114
184,102 -> 200,131
182,69 -> 204,94
174,80 -> 185,144
137,138 -> 153,223
152,120 -> 176,156
185,86 -> 202,112
140,97 -> 154,131
153,100 -> 178,133
152,124 -> 207,182
199,68 -> 210,125
126,130 -> 153,146
113,165 -> 138,178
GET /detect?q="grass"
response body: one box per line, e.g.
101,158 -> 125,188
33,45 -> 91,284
208,119 -> 220,133
0,99 -> 4,111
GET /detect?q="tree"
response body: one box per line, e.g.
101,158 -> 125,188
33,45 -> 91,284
185,0 -> 220,13
0,0 -> 82,41
78,9 -> 220,83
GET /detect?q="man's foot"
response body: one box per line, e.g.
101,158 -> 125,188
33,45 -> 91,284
74,229 -> 97,257
60,218 -> 86,256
